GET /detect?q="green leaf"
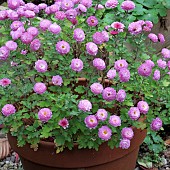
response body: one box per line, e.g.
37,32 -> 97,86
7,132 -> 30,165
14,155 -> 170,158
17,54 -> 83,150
55,136 -> 65,146
74,86 -> 85,94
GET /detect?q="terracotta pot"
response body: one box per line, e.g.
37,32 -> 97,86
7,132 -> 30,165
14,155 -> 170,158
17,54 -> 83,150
7,128 -> 146,170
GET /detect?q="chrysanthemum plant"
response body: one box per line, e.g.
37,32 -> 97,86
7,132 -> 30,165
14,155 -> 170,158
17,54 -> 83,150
0,0 -> 169,152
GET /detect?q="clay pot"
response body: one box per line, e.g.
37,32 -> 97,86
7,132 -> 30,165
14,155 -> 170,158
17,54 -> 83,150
7,128 -> 146,170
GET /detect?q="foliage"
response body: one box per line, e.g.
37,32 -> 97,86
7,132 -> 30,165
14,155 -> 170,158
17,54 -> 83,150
0,0 -> 169,154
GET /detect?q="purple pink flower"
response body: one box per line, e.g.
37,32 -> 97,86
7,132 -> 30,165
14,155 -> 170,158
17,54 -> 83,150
121,127 -> 134,140
107,69 -> 116,80
20,32 -> 33,44
24,10 -> 35,18
119,68 -> 130,82
137,101 -> 149,114
27,27 -> 39,37
80,0 -> 92,8
1,104 -> 16,116
35,60 -> 48,73
33,82 -> 47,94
10,21 -> 23,31
55,11 -> 66,20
157,59 -> 167,69
145,60 -> 155,68
0,78 -> 11,87
84,115 -> 98,129
86,16 -> 98,27
73,28 -> 85,42
52,75 -> 63,86
105,0 -> 118,9
61,0 -> 74,10
102,87 -> 117,101
116,89 -> 126,102
93,58 -> 106,71
0,46 -> 10,60
5,40 -> 17,51
0,10 -> 7,20
58,118 -> 69,129
150,117 -> 162,131
121,0 -> 135,11
78,99 -> 92,112
96,109 -> 108,121
158,33 -> 165,44
38,108 -> 52,122
114,59 -> 128,71
138,63 -> 152,77
8,0 -> 20,10
98,125 -> 112,141
90,83 -> 103,95
153,70 -> 160,81
70,58 -> 83,72
111,22 -> 125,33
56,41 -> 70,55
119,139 -> 131,149
109,115 -> 121,127
92,32 -> 104,44
148,33 -> 158,43
86,42 -> 98,56
39,19 -> 52,31
128,22 -> 142,35
30,39 -> 41,51
128,107 -> 140,120
161,48 -> 170,59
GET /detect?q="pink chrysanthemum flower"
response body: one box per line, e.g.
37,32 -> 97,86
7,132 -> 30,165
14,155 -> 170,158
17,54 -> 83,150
92,32 -> 104,44
70,58 -> 83,72
138,63 -> 152,77
111,22 -> 125,32
95,4 -> 104,10
121,127 -> 134,140
93,58 -> 106,71
145,60 -> 155,68
153,70 -> 160,81
107,69 -> 116,80
84,115 -> 98,129
20,32 -> 33,45
73,28 -> 85,42
39,19 -> 52,31
161,48 -> 170,59
0,46 -> 10,60
119,139 -> 131,149
8,0 -> 20,10
86,16 -> 98,27
114,59 -> 128,71
137,101 -> 149,114
38,3 -> 47,10
33,82 -> 47,94
98,125 -> 112,141
102,31 -> 109,42
65,9 -> 77,21
10,21 -> 23,31
35,60 -> 48,73
21,49 -> 27,55
55,11 -> 66,20
80,0 -> 92,8
102,87 -> 116,101
50,4 -> 60,13
128,107 -> 140,120
128,22 -> 142,35
96,109 -> 108,121
56,40 -> 70,55
0,10 -> 7,20
59,118 -> 69,129
61,0 -> 74,10
86,42 -> 98,56
38,108 -> 52,122
1,104 -> 16,116
5,40 -> 17,51
157,59 -> 167,69
24,10 -> 35,18
109,115 -> 121,127
27,27 -> 39,37
168,61 -> 170,70
148,33 -> 158,43
116,89 -> 126,102
90,83 -> 103,95
0,78 -> 11,87
30,39 -> 41,51
52,75 -> 63,86
105,0 -> 118,9
48,23 -> 61,34
118,68 -> 130,82
77,4 -> 87,13
158,33 -> 165,44
78,99 -> 92,112
121,0 -> 135,11
150,117 -> 162,131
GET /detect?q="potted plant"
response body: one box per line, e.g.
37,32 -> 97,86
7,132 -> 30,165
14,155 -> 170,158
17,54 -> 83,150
0,0 -> 169,170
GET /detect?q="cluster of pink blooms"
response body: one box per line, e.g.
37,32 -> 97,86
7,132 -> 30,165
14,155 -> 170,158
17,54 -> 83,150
84,108 -> 121,141
0,0 -> 167,150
